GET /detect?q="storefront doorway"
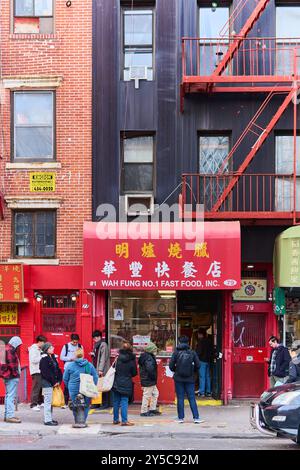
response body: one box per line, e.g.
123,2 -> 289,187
177,291 -> 223,399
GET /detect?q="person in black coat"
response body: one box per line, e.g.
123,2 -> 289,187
267,336 -> 290,388
286,340 -> 300,384
39,342 -> 63,426
138,342 -> 161,417
112,342 -> 137,426
169,336 -> 203,424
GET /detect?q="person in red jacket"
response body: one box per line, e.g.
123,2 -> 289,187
0,336 -> 23,423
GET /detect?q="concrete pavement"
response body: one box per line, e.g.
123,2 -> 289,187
0,402 -> 266,439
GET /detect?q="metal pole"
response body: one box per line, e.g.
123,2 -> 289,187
283,315 -> 286,347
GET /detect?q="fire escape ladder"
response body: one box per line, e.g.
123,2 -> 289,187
211,86 -> 296,213
212,0 -> 271,79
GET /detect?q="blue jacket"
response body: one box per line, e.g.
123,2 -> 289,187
63,359 -> 98,396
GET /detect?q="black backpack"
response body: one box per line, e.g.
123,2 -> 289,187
65,343 -> 81,356
176,349 -> 194,378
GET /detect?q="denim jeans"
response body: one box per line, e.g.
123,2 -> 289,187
42,387 -> 53,423
4,378 -> 19,419
199,361 -> 211,395
69,392 -> 91,422
175,381 -> 199,420
113,391 -> 129,423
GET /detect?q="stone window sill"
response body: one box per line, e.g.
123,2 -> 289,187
9,34 -> 58,41
6,162 -> 61,170
7,259 -> 59,266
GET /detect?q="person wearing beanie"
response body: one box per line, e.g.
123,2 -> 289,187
40,343 -> 62,426
0,336 -> 23,423
286,340 -> 300,384
138,342 -> 161,417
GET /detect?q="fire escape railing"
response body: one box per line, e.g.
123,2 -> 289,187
182,174 -> 299,217
182,37 -> 300,82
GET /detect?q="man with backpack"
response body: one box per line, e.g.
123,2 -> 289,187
0,336 -> 23,423
169,336 -> 204,424
60,333 -> 83,406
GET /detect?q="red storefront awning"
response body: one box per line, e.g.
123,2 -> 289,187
83,221 -> 241,290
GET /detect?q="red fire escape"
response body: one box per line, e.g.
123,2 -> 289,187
180,0 -> 300,225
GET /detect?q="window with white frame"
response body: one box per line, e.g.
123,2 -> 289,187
275,4 -> 300,75
122,8 -> 154,81
14,0 -> 53,34
122,135 -> 154,192
13,91 -> 54,161
275,135 -> 300,211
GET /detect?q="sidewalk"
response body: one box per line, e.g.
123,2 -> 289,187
0,402 -> 265,439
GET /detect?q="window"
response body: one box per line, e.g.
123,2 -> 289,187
199,135 -> 230,211
199,6 -> 230,75
122,8 -> 154,80
122,135 -> 154,192
109,290 -> 176,356
13,92 -> 54,161
14,0 -> 53,34
14,210 -> 56,258
275,135 -> 300,211
276,5 -> 300,75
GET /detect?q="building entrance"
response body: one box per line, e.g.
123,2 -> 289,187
177,291 -> 223,400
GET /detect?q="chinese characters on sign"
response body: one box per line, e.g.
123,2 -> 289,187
84,225 -> 241,291
290,239 -> 300,285
0,304 -> 18,325
0,264 -> 24,302
232,279 -> 267,301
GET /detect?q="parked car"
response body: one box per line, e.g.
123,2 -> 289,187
250,382 -> 300,444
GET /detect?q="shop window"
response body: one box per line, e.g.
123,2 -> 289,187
109,290 -> 176,356
199,134 -> 230,211
275,135 -> 300,211
199,5 -> 230,75
122,7 -> 154,81
42,294 -> 76,309
285,291 -> 300,347
122,134 -> 154,192
0,326 -> 21,344
275,4 -> 300,75
13,91 -> 55,161
14,0 -> 53,34
13,210 -> 56,258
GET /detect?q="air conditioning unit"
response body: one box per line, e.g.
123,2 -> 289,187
128,66 -> 148,89
125,194 -> 154,216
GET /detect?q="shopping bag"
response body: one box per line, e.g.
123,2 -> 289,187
79,363 -> 99,398
97,358 -> 117,393
51,385 -> 65,407
91,392 -> 102,405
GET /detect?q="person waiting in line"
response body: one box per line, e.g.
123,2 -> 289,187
138,342 -> 161,417
60,333 -> 83,406
0,336 -> 23,423
63,348 -> 98,428
195,329 -> 214,398
90,330 -> 110,409
267,335 -> 290,388
286,340 -> 300,383
169,336 -> 204,424
112,341 -> 137,426
28,335 -> 47,411
40,342 -> 62,426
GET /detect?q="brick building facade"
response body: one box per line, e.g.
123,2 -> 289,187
0,0 -> 94,402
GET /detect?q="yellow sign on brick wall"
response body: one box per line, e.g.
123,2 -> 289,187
30,173 -> 56,192
0,304 -> 18,325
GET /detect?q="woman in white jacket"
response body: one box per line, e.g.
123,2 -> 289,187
28,335 -> 47,410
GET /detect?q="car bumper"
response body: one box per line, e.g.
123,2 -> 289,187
250,402 -> 277,437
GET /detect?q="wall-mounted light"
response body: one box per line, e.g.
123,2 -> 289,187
71,292 -> 79,302
268,291 -> 273,302
66,1 -> 72,7
34,292 -> 43,302
247,265 -> 254,269
211,2 -> 218,12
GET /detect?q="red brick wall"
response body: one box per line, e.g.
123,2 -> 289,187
0,1 -> 92,265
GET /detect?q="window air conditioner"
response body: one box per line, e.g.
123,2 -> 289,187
128,66 -> 148,89
125,194 -> 154,216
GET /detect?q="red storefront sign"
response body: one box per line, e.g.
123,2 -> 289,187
83,222 -> 241,290
0,264 -> 24,302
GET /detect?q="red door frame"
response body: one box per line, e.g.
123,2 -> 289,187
229,262 -> 277,398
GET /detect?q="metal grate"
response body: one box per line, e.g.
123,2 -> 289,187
233,313 -> 266,348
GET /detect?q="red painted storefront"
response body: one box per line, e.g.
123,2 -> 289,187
0,228 -> 277,404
